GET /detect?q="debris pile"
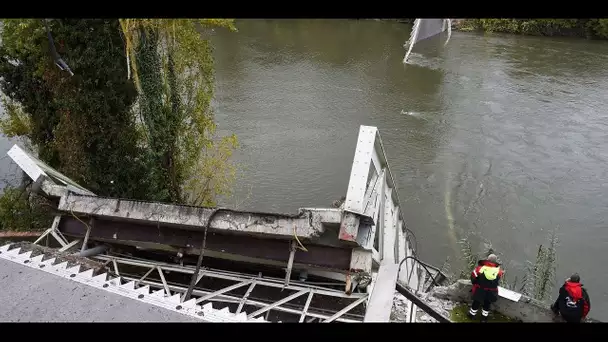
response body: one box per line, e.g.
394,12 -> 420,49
391,291 -> 457,323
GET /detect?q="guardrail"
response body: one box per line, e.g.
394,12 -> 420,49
342,126 -> 423,289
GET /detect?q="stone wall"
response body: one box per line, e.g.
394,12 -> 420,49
430,280 -> 600,323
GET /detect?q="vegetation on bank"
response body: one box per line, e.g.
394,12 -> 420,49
436,231 -> 559,323
450,303 -> 519,323
0,179 -> 54,232
457,19 -> 608,40
440,230 -> 559,304
0,19 -> 239,231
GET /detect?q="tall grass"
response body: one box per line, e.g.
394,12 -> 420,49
446,230 -> 559,303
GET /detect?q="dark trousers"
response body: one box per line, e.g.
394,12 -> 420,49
561,313 -> 582,323
471,299 -> 491,312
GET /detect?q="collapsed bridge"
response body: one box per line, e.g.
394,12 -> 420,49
1,125 -> 447,322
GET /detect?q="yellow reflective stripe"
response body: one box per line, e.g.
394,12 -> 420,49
479,266 -> 500,281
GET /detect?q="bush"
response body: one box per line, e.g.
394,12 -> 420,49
445,230 -> 559,303
458,19 -> 608,39
0,182 -> 54,232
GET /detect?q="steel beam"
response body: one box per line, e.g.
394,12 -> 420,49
120,275 -> 361,323
104,253 -> 366,323
323,296 -> 368,323
97,254 -> 365,300
299,290 -> 315,322
195,280 -> 253,304
247,290 -> 309,319
59,216 -> 353,271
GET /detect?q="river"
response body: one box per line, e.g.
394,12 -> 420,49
210,19 -> 608,320
0,19 -> 606,320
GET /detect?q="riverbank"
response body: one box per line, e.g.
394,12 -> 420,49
392,280 -> 601,323
453,19 -> 608,40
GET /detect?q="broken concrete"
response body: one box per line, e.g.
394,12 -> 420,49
391,290 -> 455,323
59,192 -> 342,241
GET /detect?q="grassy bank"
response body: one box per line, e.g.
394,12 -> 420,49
456,19 -> 608,40
450,303 -> 519,323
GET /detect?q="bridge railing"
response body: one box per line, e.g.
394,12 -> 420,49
341,125 -> 423,291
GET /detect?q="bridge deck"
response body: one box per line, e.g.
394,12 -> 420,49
0,257 -> 199,322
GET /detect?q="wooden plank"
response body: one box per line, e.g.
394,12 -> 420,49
0,231 -> 42,238
498,286 -> 522,302
363,261 -> 399,322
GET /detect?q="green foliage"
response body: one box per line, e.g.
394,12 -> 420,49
0,19 -> 153,200
457,234 -> 479,279
448,231 -> 559,303
439,256 -> 454,285
1,18 -> 240,212
120,19 -> 239,205
587,19 -> 608,39
458,19 -> 608,39
456,233 -> 494,279
522,230 -> 558,301
450,303 -> 519,323
0,182 -> 54,232
0,94 -> 30,138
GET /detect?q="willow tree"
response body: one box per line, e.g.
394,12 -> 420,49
119,19 -> 239,206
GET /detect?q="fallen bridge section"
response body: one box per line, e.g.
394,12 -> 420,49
6,125 -> 430,323
0,243 -> 265,322
0,257 -> 199,322
59,193 -> 343,242
58,215 -> 354,272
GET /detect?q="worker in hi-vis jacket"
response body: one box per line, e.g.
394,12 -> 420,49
468,254 -> 503,322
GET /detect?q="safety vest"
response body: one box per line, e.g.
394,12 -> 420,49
479,265 -> 501,281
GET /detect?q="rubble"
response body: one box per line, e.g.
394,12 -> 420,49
391,290 -> 457,323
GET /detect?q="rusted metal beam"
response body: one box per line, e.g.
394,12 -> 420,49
0,231 -> 42,238
58,216 -> 353,271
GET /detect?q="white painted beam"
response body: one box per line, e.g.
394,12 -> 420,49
363,261 -> 399,322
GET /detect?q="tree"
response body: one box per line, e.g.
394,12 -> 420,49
453,231 -> 559,303
119,19 -> 239,205
458,19 -> 608,39
0,19 -> 153,200
0,18 -> 240,237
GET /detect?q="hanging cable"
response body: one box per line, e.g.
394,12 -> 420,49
183,208 -> 222,301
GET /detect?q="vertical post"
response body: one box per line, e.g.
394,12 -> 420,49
341,126 -> 379,243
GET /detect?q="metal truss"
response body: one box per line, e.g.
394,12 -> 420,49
95,254 -> 369,323
0,243 -> 264,322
